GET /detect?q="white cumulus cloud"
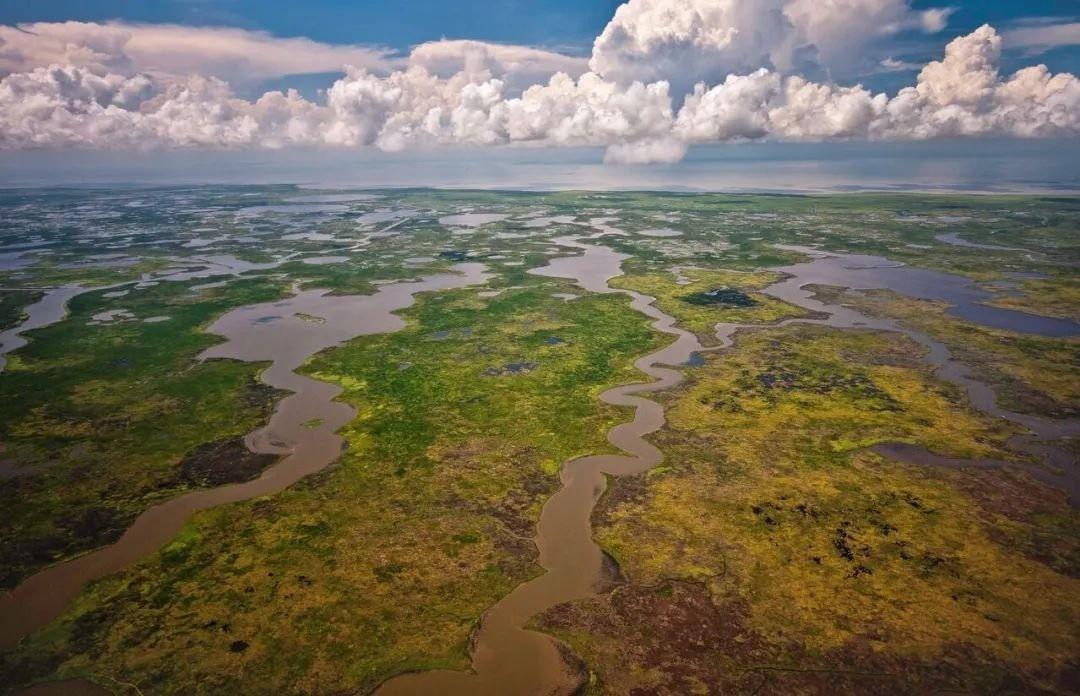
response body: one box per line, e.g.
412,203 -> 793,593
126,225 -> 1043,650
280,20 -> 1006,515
879,25 -> 1080,138
588,0 -> 953,95
0,3 -> 1077,163
0,22 -> 395,87
0,21 -> 587,94
406,40 -> 587,93
673,25 -> 1079,144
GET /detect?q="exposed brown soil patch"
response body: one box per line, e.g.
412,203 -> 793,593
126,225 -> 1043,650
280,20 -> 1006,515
592,473 -> 649,529
491,465 -> 559,538
439,442 -> 558,539
538,581 -> 769,694
920,462 -> 1069,522
595,551 -> 624,594
802,284 -> 851,306
239,378 -> 285,410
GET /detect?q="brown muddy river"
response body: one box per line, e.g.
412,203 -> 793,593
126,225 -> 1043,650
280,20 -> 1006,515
3,237 -> 1075,694
379,241 -> 1078,695
0,263 -> 489,651
379,237 -> 710,695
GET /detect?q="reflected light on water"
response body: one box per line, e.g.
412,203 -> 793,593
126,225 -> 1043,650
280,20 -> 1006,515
1,139 -> 1077,193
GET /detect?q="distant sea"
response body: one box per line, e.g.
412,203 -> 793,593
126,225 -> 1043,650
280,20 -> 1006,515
1,139 -> 1077,194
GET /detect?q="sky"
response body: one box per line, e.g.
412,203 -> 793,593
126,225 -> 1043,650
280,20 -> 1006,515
1,1 -> 1076,62
0,0 -> 1077,163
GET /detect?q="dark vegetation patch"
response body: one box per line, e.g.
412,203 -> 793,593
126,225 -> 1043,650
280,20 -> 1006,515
175,437 -> 279,487
682,351 -> 705,367
681,287 -> 757,307
482,361 -> 539,377
0,289 -> 42,332
0,505 -> 130,589
539,581 -> 1072,695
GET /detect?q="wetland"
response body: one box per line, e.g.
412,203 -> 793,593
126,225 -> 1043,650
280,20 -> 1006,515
0,187 -> 1076,695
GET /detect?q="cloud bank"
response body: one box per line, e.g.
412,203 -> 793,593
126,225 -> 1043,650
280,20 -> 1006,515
0,22 -> 394,87
0,1 -> 1077,161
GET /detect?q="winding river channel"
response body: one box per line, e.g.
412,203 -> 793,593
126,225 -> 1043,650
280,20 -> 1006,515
2,236 -> 1076,695
380,239 -> 1078,695
0,263 -> 489,651
380,236 -> 708,695
0,286 -> 92,373
0,253 -> 305,375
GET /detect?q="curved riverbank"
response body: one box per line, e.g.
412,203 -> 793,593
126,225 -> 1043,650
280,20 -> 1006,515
0,264 -> 489,651
758,250 -> 1078,507
381,241 -> 1078,695
379,239 -> 708,695
0,286 -> 92,373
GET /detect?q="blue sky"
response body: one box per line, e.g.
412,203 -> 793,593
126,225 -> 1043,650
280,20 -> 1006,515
1,0 -> 1077,95
0,1 -> 1074,54
0,1 -> 622,51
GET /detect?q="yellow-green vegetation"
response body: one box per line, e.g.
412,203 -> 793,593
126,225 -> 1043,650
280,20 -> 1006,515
541,324 -> 1078,693
609,267 -> 805,343
853,290 -> 1079,418
1,278 -> 665,694
2,187 -> 1078,695
990,276 -> 1080,321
